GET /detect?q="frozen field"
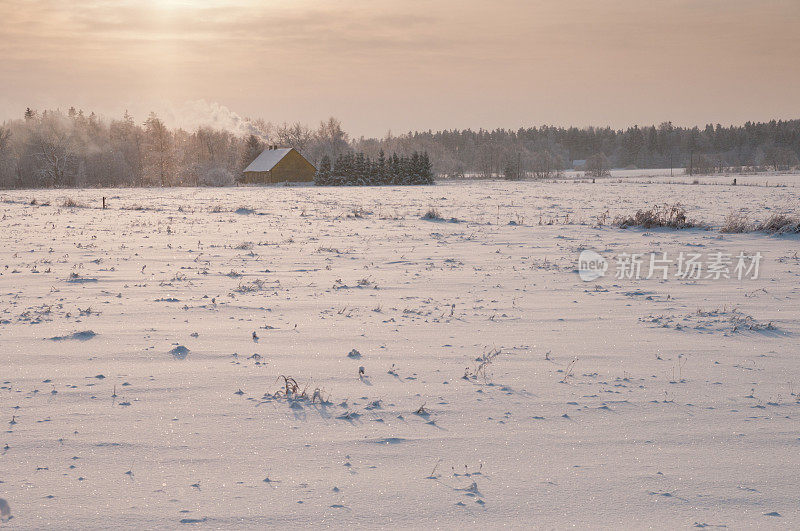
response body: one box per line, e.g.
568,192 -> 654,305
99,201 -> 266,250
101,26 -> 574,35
1,178 -> 799,529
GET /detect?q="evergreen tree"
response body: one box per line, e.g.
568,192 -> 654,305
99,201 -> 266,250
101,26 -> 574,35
390,154 -> 400,185
315,155 -> 332,185
420,152 -> 434,184
366,156 -> 377,185
341,152 -> 355,185
377,149 -> 387,184
410,152 -> 421,184
338,152 -> 349,185
687,128 -> 701,175
354,152 -> 367,185
332,153 -> 347,185
503,161 -> 519,181
398,154 -> 409,185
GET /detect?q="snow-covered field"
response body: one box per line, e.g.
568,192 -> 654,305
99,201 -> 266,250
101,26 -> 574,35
559,168 -> 800,187
1,178 -> 799,529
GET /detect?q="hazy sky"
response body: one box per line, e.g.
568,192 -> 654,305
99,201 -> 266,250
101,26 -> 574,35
1,0 -> 798,136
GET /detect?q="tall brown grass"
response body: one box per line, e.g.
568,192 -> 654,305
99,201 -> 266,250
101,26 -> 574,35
615,203 -> 704,229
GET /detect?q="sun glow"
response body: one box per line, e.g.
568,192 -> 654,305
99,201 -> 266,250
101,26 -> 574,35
148,0 -> 251,8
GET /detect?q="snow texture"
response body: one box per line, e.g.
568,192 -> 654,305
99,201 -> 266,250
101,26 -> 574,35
0,176 -> 798,528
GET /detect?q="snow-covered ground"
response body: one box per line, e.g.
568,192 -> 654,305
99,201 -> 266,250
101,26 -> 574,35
1,179 -> 798,529
461,168 -> 800,187
560,168 -> 800,187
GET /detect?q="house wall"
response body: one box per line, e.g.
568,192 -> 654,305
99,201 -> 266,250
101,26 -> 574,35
242,171 -> 271,184
270,150 -> 316,182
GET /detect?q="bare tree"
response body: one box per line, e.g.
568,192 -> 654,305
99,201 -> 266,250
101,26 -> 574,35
531,150 -> 562,179
313,117 -> 350,163
0,126 -> 12,187
240,134 -> 264,171
109,111 -> 145,186
30,112 -> 75,187
763,145 -> 800,171
275,122 -> 312,154
585,152 -> 611,179
143,113 -> 174,186
195,126 -> 232,165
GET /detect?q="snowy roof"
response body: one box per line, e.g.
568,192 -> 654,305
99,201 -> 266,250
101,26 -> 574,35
243,148 -> 293,172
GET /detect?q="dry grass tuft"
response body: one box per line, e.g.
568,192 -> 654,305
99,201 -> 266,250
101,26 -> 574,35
422,208 -> 443,221
463,348 -> 502,381
720,211 -> 752,233
62,197 -> 85,208
756,213 -> 800,235
266,375 -> 330,404
233,279 -> 268,293
615,203 -> 704,229
348,207 -> 373,218
720,210 -> 799,235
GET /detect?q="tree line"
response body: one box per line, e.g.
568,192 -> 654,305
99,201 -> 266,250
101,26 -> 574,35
0,109 -> 351,189
1,107 -> 798,189
314,151 -> 434,186
352,120 -> 800,178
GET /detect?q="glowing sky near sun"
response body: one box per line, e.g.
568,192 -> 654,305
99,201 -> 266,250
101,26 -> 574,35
1,0 -> 798,135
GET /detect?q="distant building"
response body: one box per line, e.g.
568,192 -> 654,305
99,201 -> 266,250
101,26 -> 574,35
572,159 -> 587,170
241,146 -> 316,184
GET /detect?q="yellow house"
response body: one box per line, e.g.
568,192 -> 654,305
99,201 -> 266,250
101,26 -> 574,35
241,147 -> 316,184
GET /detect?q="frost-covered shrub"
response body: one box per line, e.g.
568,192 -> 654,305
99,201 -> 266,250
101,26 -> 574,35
198,166 -> 234,187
